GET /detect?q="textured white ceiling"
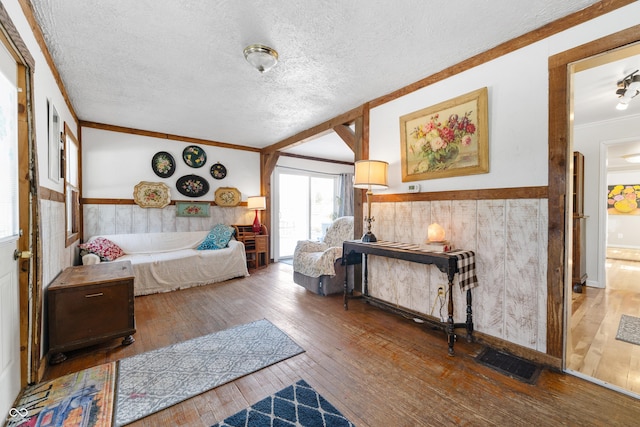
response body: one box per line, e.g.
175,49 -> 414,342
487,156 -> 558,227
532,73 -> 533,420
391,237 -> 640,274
30,0 -> 603,156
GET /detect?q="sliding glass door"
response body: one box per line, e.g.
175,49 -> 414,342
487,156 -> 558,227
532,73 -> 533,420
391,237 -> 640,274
275,169 -> 338,259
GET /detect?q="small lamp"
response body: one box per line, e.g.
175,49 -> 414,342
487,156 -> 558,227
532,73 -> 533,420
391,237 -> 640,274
247,196 -> 266,233
427,223 -> 446,242
354,160 -> 389,242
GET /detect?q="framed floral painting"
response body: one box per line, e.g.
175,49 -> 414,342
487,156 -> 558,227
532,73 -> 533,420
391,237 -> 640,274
399,87 -> 489,182
607,184 -> 640,215
176,202 -> 210,217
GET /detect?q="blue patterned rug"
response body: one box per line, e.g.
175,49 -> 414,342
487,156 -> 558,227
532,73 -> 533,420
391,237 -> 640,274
114,319 -> 304,426
212,379 -> 355,427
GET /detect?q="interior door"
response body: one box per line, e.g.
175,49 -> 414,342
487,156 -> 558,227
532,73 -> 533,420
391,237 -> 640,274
0,39 -> 21,421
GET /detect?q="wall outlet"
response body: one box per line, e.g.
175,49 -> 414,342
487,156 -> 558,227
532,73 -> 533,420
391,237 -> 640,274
408,184 -> 420,193
437,287 -> 444,297
618,233 -> 623,239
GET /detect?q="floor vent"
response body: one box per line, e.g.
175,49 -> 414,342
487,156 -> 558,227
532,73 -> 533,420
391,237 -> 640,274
476,347 -> 541,384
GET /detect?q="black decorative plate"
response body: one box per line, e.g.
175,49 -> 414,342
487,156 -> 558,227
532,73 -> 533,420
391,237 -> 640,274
176,174 -> 209,197
210,163 -> 227,180
182,145 -> 207,168
151,151 -> 176,178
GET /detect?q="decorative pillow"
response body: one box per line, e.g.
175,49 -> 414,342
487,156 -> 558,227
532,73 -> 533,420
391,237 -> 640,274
79,237 -> 125,261
197,224 -> 235,250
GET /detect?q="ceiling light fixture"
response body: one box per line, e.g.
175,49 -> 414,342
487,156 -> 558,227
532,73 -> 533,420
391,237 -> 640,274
622,153 -> 640,164
243,44 -> 278,73
616,69 -> 640,111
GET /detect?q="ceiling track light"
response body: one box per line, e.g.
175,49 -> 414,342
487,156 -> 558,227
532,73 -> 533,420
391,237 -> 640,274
616,69 -> 640,110
243,44 -> 278,73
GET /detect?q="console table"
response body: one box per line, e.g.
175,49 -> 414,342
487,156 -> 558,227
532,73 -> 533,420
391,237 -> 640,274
342,240 -> 478,355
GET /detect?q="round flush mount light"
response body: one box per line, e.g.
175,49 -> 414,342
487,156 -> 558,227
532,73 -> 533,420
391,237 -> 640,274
243,44 -> 278,73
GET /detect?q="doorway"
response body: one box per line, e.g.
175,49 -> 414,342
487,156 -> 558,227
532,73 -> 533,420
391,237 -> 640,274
273,168 -> 339,260
565,41 -> 640,397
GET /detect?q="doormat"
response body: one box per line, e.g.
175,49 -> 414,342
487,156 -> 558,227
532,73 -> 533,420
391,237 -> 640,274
476,347 -> 541,384
5,362 -> 115,427
616,314 -> 640,346
211,379 -> 355,427
114,319 -> 304,426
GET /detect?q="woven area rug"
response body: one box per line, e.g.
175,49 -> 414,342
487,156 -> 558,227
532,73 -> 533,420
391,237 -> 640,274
6,362 -> 115,427
114,319 -> 304,426
616,314 -> 640,346
211,379 -> 354,427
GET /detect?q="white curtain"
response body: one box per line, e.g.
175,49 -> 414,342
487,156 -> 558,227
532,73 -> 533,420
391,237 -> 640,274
338,173 -> 354,217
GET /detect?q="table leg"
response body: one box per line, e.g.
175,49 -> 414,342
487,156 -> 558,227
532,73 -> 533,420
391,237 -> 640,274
344,258 -> 349,310
447,280 -> 455,356
465,289 -> 474,342
363,254 -> 369,296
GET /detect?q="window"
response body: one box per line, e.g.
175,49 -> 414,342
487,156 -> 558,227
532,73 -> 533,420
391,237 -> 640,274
275,169 -> 339,258
64,123 -> 80,246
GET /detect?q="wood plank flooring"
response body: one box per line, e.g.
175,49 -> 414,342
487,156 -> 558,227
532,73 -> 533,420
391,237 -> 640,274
568,253 -> 640,395
45,262 -> 640,426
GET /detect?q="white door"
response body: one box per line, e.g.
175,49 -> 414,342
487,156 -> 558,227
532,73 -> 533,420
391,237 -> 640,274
0,39 -> 21,422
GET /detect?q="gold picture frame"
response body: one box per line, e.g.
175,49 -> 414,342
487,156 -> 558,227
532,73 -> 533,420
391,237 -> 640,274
133,181 -> 171,208
400,87 -> 489,182
214,187 -> 241,207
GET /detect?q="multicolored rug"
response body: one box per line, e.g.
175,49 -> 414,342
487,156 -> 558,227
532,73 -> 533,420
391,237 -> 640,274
114,319 -> 304,426
211,379 -> 355,427
616,314 -> 640,346
6,362 -> 115,427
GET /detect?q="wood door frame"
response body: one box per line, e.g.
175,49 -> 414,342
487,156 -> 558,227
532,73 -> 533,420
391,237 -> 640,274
0,3 -> 40,385
548,24 -> 640,363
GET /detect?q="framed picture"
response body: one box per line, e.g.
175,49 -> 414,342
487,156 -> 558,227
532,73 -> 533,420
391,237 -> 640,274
607,185 -> 640,215
399,87 -> 489,182
176,202 -> 210,217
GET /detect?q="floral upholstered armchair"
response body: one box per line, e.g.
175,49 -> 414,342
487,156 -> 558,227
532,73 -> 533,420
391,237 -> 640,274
292,216 -> 354,296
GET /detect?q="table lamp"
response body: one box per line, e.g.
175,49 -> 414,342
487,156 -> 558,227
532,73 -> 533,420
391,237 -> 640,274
354,160 -> 388,242
247,196 -> 266,233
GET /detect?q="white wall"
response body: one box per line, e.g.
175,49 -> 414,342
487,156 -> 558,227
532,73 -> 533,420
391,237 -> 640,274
82,127 -> 261,201
574,114 -> 640,287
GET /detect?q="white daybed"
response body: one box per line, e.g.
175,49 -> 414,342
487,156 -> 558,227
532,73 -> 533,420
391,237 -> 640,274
81,230 -> 249,296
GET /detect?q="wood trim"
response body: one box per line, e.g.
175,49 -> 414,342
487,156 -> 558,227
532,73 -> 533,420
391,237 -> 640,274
80,121 -> 261,153
39,186 -> 65,203
279,152 -> 354,166
0,2 -> 34,68
262,105 -> 364,154
474,330 -> 561,370
548,23 -> 640,360
17,0 -> 77,123
81,198 -> 249,207
370,186 -> 548,203
333,124 -> 356,153
369,0 -> 635,108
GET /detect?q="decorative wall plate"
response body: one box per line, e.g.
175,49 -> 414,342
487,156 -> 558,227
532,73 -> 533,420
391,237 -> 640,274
151,151 -> 176,178
210,162 -> 227,179
176,174 -> 210,197
214,187 -> 241,207
182,145 -> 207,168
133,181 -> 171,208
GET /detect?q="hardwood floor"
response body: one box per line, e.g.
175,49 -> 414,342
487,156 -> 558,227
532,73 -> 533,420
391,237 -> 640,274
568,251 -> 640,395
45,262 -> 640,426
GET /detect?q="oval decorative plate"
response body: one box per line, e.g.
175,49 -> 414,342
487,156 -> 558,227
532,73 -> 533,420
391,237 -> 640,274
182,145 -> 207,168
210,162 -> 227,180
151,151 -> 176,178
133,181 -> 171,208
214,187 -> 241,207
176,174 -> 209,197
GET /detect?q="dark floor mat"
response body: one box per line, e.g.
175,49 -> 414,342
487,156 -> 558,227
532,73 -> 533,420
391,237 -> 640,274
476,347 -> 541,384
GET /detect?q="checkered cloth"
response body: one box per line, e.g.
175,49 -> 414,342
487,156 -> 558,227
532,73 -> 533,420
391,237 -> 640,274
449,250 -> 478,291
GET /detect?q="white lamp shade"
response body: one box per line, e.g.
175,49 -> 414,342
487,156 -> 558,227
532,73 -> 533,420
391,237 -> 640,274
354,160 -> 389,190
247,196 -> 266,210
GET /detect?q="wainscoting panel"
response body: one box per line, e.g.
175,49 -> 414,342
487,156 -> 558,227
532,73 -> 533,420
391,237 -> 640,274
365,198 -> 548,351
40,199 -> 74,286
83,204 -> 255,240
